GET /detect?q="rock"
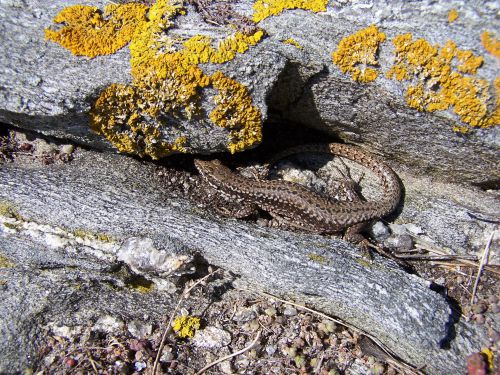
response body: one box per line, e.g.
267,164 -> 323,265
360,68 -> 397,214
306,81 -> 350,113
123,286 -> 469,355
93,315 -> 125,334
193,326 -> 232,349
283,307 -> 298,317
0,0 -> 497,183
233,308 -> 258,323
127,320 -> 153,339
0,145 -> 494,374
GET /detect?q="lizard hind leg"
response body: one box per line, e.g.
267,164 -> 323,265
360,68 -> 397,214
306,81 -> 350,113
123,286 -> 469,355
213,200 -> 258,219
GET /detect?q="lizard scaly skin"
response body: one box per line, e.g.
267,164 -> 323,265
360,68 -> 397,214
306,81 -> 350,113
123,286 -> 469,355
194,143 -> 401,234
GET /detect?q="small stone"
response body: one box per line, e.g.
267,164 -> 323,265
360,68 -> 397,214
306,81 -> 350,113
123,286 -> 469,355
233,308 -> 257,323
434,277 -> 446,286
134,361 -> 147,371
265,345 -> 276,356
264,307 -> 277,316
370,221 -> 390,240
471,302 -> 488,314
491,304 -> 500,314
384,234 -> 413,251
473,314 -> 486,324
160,346 -> 174,362
283,307 -> 298,316
193,326 -> 231,349
371,361 -> 386,375
64,357 -> 77,368
93,315 -> 125,333
60,144 -> 74,155
127,320 -> 152,339
294,355 -> 306,368
488,295 -> 498,304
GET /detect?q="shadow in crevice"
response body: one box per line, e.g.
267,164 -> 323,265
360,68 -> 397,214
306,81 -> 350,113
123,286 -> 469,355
428,282 -> 463,350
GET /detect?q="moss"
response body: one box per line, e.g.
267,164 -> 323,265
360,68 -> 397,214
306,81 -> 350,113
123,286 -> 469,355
44,3 -> 148,57
282,38 -> 303,49
0,201 -> 22,221
387,34 -> 498,128
72,228 -> 115,243
332,25 -> 386,83
124,274 -> 155,293
308,253 -> 327,264
481,31 -> 500,60
172,315 -> 201,338
0,254 -> 15,268
253,0 -> 328,22
447,9 -> 459,23
210,71 -> 262,153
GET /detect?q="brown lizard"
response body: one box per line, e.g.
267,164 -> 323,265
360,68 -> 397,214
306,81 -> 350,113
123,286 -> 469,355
194,143 -> 401,236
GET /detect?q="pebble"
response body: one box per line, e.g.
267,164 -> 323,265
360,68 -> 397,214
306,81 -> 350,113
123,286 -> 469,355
471,302 -> 488,314
491,304 -> 500,314
93,315 -> 125,333
193,326 -> 231,349
283,307 -> 298,316
473,314 -> 486,324
233,308 -> 257,323
60,144 -> 74,155
264,307 -> 277,316
134,361 -> 147,371
370,221 -> 390,240
127,320 -> 152,339
384,234 -> 413,251
265,345 -> 277,356
488,295 -> 498,304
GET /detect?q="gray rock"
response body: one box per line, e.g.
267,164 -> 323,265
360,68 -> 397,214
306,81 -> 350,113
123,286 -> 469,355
193,326 -> 232,349
0,147 -> 495,374
0,0 -> 498,183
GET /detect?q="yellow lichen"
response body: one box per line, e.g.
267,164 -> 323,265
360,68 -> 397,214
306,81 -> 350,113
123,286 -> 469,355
172,315 -> 200,338
47,0 -> 264,157
387,33 -> 498,128
0,254 -> 15,268
183,31 -> 265,65
447,9 -> 459,23
44,3 -> 148,57
332,25 -> 386,83
210,71 -> 262,153
253,0 -> 328,22
282,38 -> 303,49
481,31 -> 500,60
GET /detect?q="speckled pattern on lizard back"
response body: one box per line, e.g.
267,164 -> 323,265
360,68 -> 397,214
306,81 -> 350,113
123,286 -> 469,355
194,143 -> 402,234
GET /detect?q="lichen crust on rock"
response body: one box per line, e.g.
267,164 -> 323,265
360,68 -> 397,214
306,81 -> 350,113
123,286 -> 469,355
46,0 -> 265,158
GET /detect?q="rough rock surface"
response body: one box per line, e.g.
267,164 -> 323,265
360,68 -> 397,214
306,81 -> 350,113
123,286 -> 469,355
0,146 -> 494,374
0,0 -> 498,182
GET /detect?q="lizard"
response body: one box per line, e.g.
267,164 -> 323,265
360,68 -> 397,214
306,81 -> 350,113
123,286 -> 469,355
194,143 -> 402,237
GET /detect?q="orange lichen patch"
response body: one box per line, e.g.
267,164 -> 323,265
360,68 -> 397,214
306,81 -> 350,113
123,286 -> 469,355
182,30 -> 265,65
388,33 -> 498,128
481,31 -> 500,60
448,9 -> 459,23
48,0 -> 265,156
44,3 -> 148,57
332,25 -> 386,83
253,0 -> 328,22
210,71 -> 262,153
90,83 -> 187,159
282,38 -> 303,49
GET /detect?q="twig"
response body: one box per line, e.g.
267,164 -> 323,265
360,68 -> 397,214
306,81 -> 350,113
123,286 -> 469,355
152,268 -> 221,375
86,350 -> 99,374
470,229 -> 496,305
195,330 -> 262,375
